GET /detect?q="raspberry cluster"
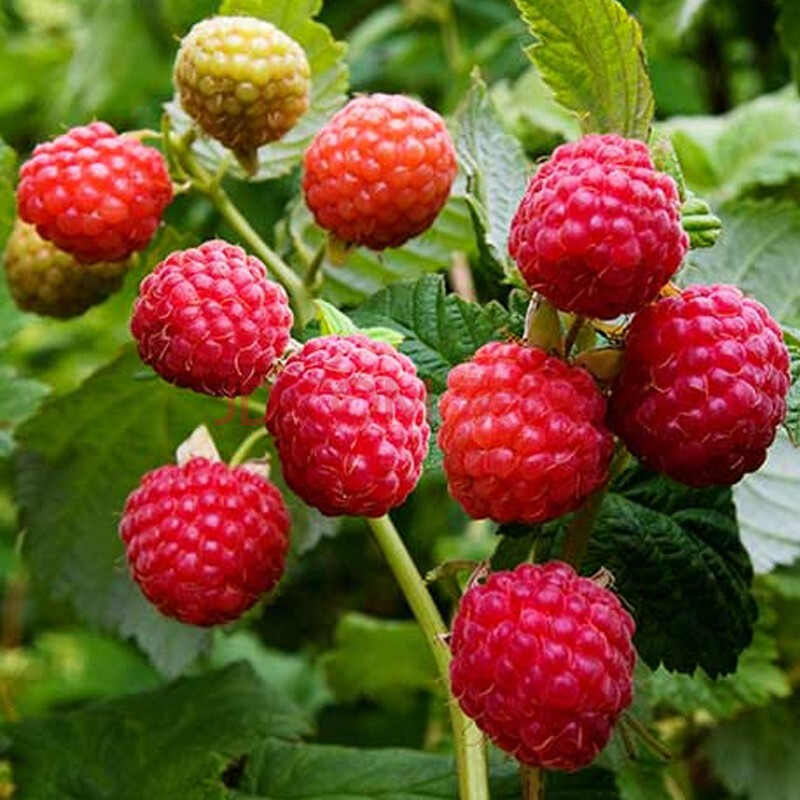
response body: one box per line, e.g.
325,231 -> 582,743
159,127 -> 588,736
131,240 -> 293,397
266,334 -> 430,517
450,562 -> 636,771
17,122 -> 172,264
174,16 -> 311,171
438,341 -> 613,524
509,134 -> 688,319
303,93 -> 458,250
3,220 -> 129,318
120,457 -> 290,626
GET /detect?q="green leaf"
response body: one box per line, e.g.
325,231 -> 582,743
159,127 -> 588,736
315,299 -> 405,346
4,663 -> 311,800
351,275 -> 524,395
584,467 -> 756,676
454,72 -> 530,279
279,197 -> 475,307
778,0 -> 800,92
638,0 -> 711,45
733,433 -> 800,572
322,613 -> 437,704
0,366 -> 48,458
707,699 -> 800,800
784,327 -> 800,443
234,739 -> 620,800
686,200 -> 800,324
0,136 -> 15,253
168,0 -> 348,182
643,602 -> 790,720
513,0 -> 654,140
615,761 -> 672,800
14,348 -> 256,675
663,89 -> 800,202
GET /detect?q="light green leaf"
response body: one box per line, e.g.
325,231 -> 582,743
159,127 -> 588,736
0,136 -> 15,253
454,72 -> 530,278
513,0 -> 654,139
733,433 -> 800,573
638,0 -> 710,45
3,663 -> 311,800
279,196 -> 475,307
14,348 -> 257,675
707,700 -> 800,800
315,299 -> 404,346
0,365 -> 48,457
168,0 -> 348,182
322,613 -> 437,703
778,0 -> 800,92
686,201 -> 800,325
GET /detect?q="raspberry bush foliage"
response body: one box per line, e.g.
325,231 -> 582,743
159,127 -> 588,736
3,0 -> 800,799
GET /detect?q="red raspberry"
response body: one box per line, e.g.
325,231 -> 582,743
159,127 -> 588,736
131,240 -> 293,397
450,561 -> 636,771
119,457 -> 290,626
508,133 -> 688,319
438,342 -> 613,524
265,334 -> 430,517
609,284 -> 790,486
302,94 -> 457,250
17,122 -> 173,264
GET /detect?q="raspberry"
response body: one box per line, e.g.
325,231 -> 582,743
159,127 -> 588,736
17,122 -> 173,264
302,94 -> 457,250
174,16 -> 311,171
265,334 -> 429,517
3,220 -> 129,318
120,457 -> 290,626
609,284 -> 790,486
131,240 -> 293,397
508,133 -> 688,319
450,561 -> 636,771
438,342 -> 613,524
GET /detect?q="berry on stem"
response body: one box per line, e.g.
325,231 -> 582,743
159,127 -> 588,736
120,457 -> 290,626
508,133 -> 688,319
265,334 -> 430,517
609,283 -> 790,486
174,16 -> 311,173
131,240 -> 293,397
438,341 -> 613,524
17,122 -> 173,263
3,220 -> 129,318
303,93 -> 457,250
450,561 -> 636,771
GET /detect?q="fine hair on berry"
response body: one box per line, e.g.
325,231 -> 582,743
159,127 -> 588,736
438,341 -> 613,524
131,240 -> 293,397
266,334 -> 430,517
509,133 -> 688,319
303,93 -> 458,250
609,283 -> 790,486
17,122 -> 173,264
120,457 -> 291,627
450,561 -> 636,771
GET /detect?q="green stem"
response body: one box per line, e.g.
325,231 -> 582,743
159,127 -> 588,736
366,515 -> 489,800
563,315 -> 586,358
521,766 -> 545,800
561,487 -> 607,569
229,428 -> 269,469
303,242 -> 326,291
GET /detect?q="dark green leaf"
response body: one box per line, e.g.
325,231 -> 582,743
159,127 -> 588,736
615,761 -> 672,800
4,663 -> 310,800
778,0 -> 800,93
322,613 -> 437,703
169,0 -> 348,182
513,0 -> 654,140
454,72 -> 529,279
14,348 -> 255,675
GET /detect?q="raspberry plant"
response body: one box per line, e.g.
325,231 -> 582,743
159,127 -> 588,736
2,1 -> 800,800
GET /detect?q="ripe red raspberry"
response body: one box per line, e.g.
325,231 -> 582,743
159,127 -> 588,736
119,457 -> 290,626
609,284 -> 790,486
131,240 -> 293,397
174,16 -> 311,172
302,94 -> 457,250
17,122 -> 173,264
265,334 -> 429,517
3,220 -> 129,318
508,133 -> 688,319
450,561 -> 636,771
438,342 -> 613,524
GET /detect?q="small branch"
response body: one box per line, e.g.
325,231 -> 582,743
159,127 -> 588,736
563,315 -> 586,358
303,242 -> 326,291
229,428 -> 269,469
366,515 -> 489,800
561,487 -> 607,569
521,766 -> 545,800
449,252 -> 476,302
